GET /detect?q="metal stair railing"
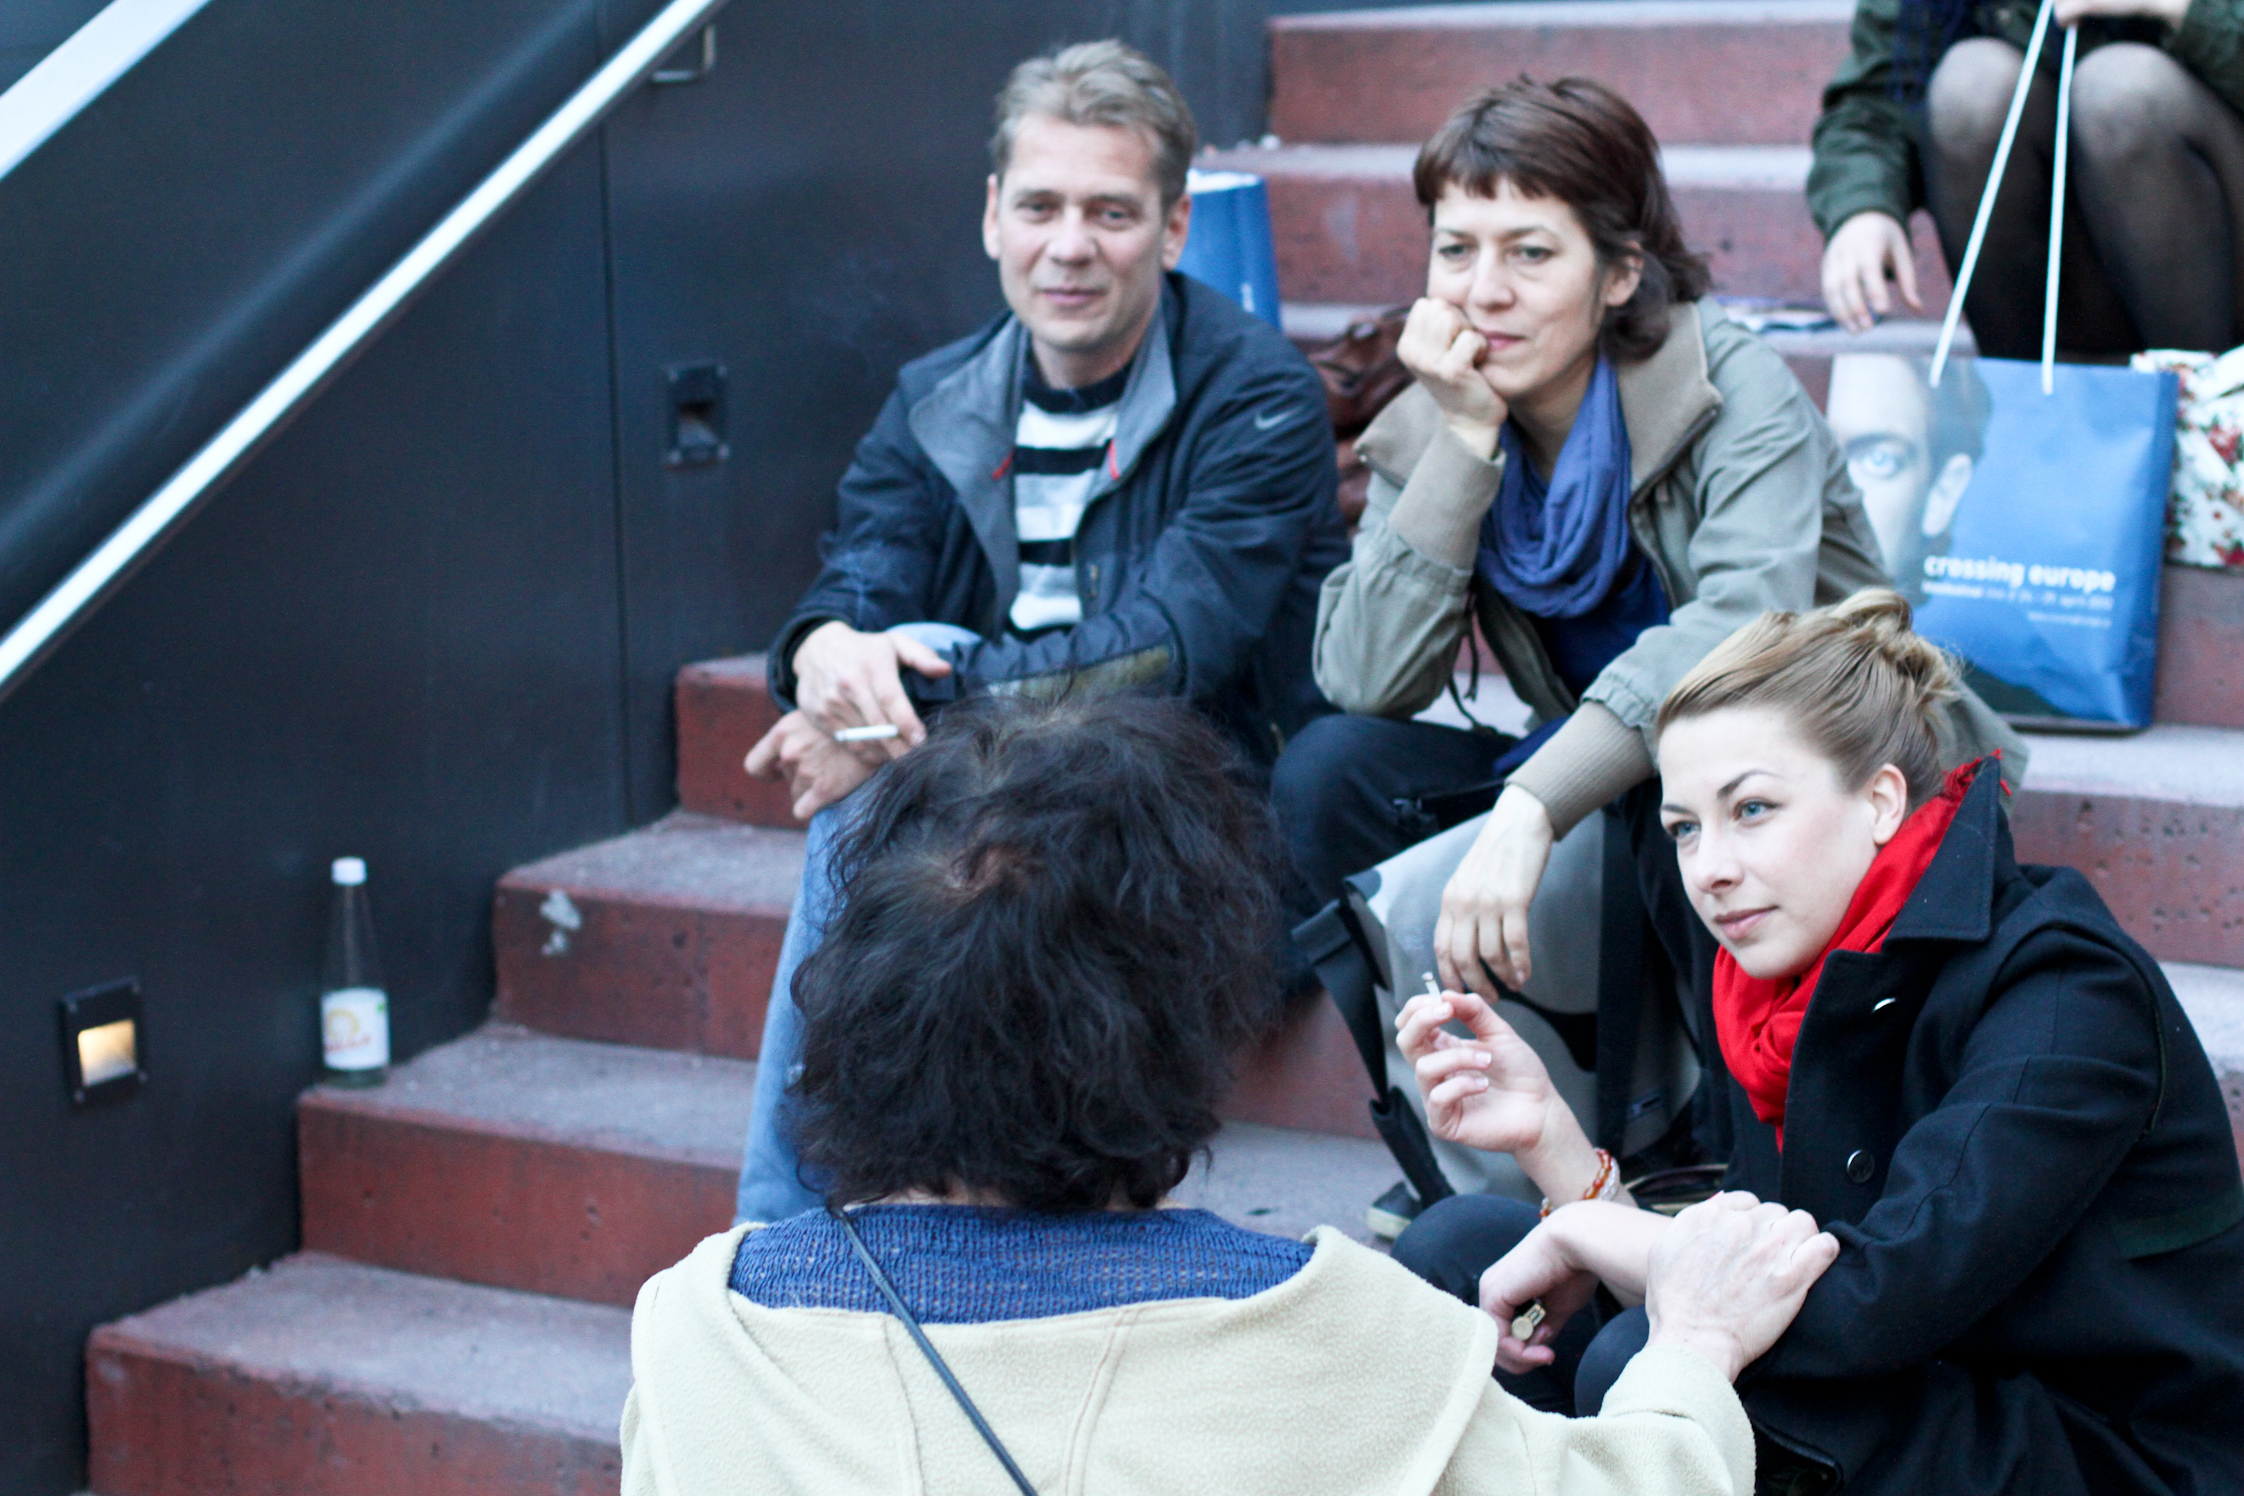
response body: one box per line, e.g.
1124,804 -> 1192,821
0,0 -> 730,701
0,0 -> 214,184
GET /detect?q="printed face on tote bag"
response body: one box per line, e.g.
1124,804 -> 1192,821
1827,355 -> 1989,604
1832,351 -> 2177,728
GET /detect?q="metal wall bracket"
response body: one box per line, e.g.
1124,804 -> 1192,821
651,24 -> 715,84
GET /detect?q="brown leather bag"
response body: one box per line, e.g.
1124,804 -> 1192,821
1301,306 -> 1413,526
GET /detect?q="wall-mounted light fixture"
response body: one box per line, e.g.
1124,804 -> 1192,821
60,978 -> 143,1106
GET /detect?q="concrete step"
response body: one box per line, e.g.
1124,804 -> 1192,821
297,1023 -> 1381,1304
493,814 -> 803,1061
488,803 -> 1379,1136
2155,565 -> 2244,731
299,1025 -> 750,1306
91,1119 -> 1399,1494
674,653 -> 794,827
1210,142 -> 1952,317
1268,0 -> 1854,149
2168,962 -> 2244,1164
85,1253 -> 628,1496
2014,725 -> 2244,967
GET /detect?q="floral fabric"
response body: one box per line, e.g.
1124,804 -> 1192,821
2134,345 -> 2244,571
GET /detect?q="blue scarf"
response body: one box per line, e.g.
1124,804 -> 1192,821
1476,357 -> 1635,620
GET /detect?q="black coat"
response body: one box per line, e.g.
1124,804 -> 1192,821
770,274 -> 1347,766
1726,767 -> 2244,1494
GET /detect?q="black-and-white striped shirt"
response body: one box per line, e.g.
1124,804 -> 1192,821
1007,363 -> 1128,634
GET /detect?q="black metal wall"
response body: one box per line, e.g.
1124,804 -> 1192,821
0,1 -> 1264,1488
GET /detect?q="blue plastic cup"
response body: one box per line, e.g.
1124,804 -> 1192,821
1176,169 -> 1283,328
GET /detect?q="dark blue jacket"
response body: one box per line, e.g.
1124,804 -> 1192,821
771,274 -> 1346,765
1730,766 -> 2244,1494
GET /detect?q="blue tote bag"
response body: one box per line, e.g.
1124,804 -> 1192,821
1903,358 -> 2176,726
1900,0 -> 2180,728
1175,169 -> 1282,328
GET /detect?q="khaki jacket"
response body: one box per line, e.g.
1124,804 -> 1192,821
622,1223 -> 1757,1496
1313,302 -> 2024,831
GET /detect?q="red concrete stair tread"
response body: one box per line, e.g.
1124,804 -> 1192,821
86,1253 -> 628,1496
1212,142 -> 1952,315
493,813 -> 803,1059
1269,0 -> 1855,148
300,1025 -> 751,1304
2167,961 -> 2244,1165
2155,565 -> 2244,730
2014,726 -> 2244,967
674,654 -> 794,827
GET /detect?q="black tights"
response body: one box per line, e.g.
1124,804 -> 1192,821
1926,38 -> 2244,357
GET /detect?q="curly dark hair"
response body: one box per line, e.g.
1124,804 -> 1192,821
1413,77 -> 1712,362
789,695 -> 1284,1213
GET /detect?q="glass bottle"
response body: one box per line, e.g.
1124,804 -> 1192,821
321,856 -> 389,1086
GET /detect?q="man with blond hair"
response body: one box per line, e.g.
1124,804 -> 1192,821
735,39 -> 1345,1224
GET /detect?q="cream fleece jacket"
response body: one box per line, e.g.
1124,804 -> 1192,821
622,1223 -> 1755,1496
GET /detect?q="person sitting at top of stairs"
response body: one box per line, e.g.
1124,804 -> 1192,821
626,692 -> 1839,1496
734,38 -> 1346,1226
1814,0 -> 2244,354
1270,79 -> 2023,1228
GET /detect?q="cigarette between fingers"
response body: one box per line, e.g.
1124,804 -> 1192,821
833,724 -> 901,743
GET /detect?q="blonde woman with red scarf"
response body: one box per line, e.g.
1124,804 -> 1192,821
1389,590 -> 2244,1496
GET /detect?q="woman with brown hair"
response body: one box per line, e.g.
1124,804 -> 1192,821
1271,79 -> 2018,1216
1392,591 -> 2244,1494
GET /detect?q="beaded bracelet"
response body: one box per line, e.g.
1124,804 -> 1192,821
1539,1147 -> 1620,1219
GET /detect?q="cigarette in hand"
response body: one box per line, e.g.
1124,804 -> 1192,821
833,723 -> 901,743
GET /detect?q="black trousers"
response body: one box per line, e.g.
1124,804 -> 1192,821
1270,713 -> 1518,921
1392,1193 -> 1652,1417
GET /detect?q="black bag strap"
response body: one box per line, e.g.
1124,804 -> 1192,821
1293,898 -> 1455,1209
1592,801 -> 1649,1154
830,1205 -> 1040,1496
1293,897 -> 1387,1093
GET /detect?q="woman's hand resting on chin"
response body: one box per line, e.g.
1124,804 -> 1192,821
1397,297 -> 1508,459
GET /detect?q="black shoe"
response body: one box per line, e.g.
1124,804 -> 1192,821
1365,1180 -> 1422,1241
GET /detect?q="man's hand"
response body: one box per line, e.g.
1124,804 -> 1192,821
1822,212 -> 1924,334
1644,1192 -> 1840,1382
745,710 -> 879,821
1436,785 -> 1554,1000
791,621 -> 954,755
2055,0 -> 2188,22
1396,297 -> 1508,459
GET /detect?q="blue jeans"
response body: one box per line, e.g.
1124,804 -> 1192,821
733,622 -> 980,1225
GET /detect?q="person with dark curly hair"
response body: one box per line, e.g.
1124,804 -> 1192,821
621,695 -> 1841,1495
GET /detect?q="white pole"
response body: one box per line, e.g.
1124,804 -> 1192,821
1931,0 -> 2058,386
2042,24 -> 2079,394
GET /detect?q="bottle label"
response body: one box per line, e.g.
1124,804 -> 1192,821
322,986 -> 390,1070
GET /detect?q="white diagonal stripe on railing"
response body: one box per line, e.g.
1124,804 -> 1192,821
0,0 -> 729,698
0,0 -> 211,183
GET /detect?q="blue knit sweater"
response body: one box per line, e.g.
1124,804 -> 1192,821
729,1205 -> 1313,1324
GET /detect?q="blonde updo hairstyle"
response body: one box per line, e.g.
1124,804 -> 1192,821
1656,590 -> 1961,809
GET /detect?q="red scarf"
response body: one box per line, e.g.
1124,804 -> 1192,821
1711,759 -> 1986,1149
